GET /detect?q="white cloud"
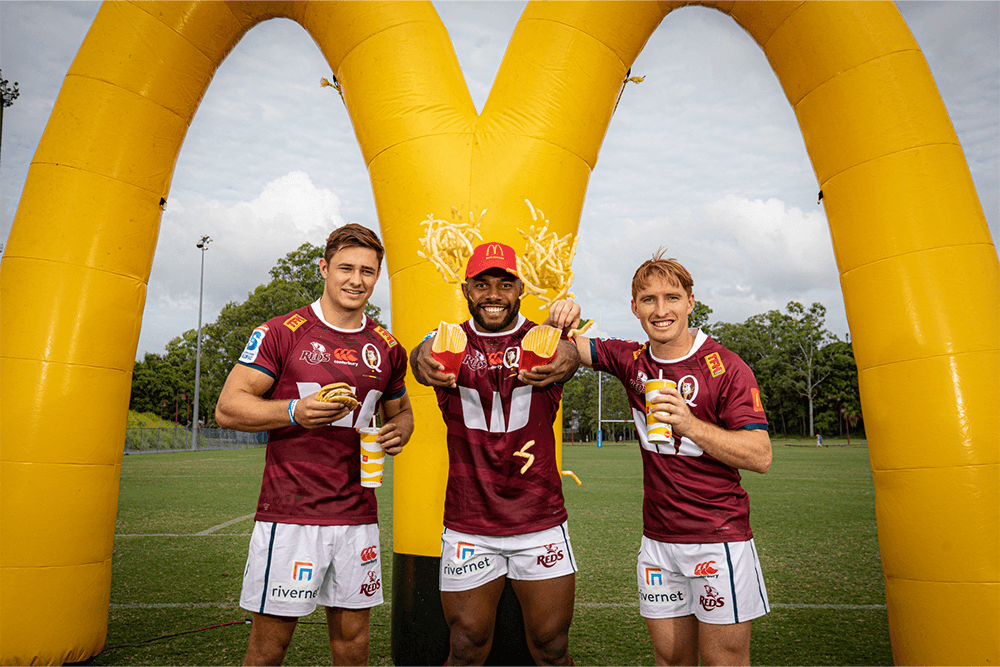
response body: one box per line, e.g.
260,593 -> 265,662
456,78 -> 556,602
138,171 -> 351,353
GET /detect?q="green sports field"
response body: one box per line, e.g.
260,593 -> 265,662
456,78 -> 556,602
103,438 -> 891,665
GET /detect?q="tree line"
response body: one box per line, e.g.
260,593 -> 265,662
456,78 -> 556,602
561,302 -> 863,441
132,245 -> 863,440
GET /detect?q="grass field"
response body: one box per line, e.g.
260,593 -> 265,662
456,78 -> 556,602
101,437 -> 891,666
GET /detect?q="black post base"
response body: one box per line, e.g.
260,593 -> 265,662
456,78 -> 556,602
391,552 -> 535,666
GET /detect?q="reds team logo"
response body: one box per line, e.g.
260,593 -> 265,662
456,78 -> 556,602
359,571 -> 381,597
536,543 -> 565,569
300,341 -> 331,365
632,370 -> 648,395
360,545 -> 378,565
463,350 -> 488,371
363,343 -> 382,372
679,374 -> 699,407
699,584 -> 726,611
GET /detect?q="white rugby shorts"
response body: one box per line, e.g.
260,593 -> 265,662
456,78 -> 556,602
637,536 -> 770,624
440,522 -> 577,592
240,522 -> 383,616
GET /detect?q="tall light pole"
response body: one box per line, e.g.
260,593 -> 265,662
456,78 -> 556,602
192,235 -> 212,450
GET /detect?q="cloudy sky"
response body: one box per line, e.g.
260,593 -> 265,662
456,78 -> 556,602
1,1 -> 997,359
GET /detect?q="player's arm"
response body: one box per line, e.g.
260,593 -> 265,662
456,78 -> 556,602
376,392 -> 414,456
543,298 -> 594,367
215,364 -> 353,431
409,336 -> 456,388
650,388 -> 772,473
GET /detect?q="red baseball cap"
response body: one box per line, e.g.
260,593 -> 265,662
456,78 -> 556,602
464,242 -> 520,279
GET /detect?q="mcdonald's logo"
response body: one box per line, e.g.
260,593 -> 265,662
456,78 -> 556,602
484,244 -> 506,260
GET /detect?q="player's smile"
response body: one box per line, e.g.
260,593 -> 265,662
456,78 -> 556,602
463,269 -> 523,333
320,246 -> 381,321
632,276 -> 696,358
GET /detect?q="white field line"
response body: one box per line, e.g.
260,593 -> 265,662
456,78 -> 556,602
115,513 -> 256,538
196,513 -> 257,535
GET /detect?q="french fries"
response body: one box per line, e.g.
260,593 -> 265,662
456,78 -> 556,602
520,324 -> 561,373
417,208 -> 486,284
513,439 -> 536,474
431,321 -> 468,376
562,470 -> 582,486
518,200 -> 579,309
568,319 -> 593,339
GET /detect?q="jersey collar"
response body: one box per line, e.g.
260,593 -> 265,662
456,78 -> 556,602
311,300 -> 367,334
648,328 -> 708,364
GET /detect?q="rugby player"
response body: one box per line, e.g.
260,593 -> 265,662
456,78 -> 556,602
550,250 -> 772,666
216,223 -> 414,666
410,241 -> 581,666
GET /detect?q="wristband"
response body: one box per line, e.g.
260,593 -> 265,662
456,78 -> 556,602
288,399 -> 300,426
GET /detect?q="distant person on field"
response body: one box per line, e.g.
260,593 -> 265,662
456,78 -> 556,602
409,241 -> 581,666
548,250 -> 772,666
216,223 -> 413,666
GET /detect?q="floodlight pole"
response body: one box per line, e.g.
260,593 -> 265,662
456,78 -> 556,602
192,235 -> 212,451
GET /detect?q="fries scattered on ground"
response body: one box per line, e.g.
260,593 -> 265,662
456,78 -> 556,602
417,209 -> 486,284
518,200 -> 579,309
513,440 -> 536,474
561,470 -> 582,486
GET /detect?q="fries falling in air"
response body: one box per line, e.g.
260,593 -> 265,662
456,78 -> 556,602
518,200 -> 579,309
417,208 -> 486,284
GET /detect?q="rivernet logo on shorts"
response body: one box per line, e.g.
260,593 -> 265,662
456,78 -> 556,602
457,542 -> 476,561
645,567 -> 663,587
293,561 -> 313,582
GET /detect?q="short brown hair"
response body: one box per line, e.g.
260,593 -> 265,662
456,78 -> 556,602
631,248 -> 694,300
324,223 -> 384,266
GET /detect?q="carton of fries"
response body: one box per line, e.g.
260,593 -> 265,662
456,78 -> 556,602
431,321 -> 468,377
519,325 -> 561,372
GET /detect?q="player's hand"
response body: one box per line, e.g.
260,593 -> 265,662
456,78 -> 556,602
294,392 -> 354,428
376,421 -> 407,455
411,341 -> 457,388
543,299 -> 581,332
648,386 -> 696,437
519,339 -> 580,387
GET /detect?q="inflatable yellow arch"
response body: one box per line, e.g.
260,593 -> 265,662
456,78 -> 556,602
1,1 -> 996,664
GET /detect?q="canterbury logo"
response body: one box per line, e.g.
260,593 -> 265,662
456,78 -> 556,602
333,348 -> 358,362
484,243 -> 505,259
694,561 -> 718,576
360,546 -> 378,563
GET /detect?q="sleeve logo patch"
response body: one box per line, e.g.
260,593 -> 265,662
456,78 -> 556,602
751,388 -> 764,412
283,313 -> 307,331
705,352 -> 726,377
239,325 -> 269,364
632,343 -> 648,360
374,326 -> 397,348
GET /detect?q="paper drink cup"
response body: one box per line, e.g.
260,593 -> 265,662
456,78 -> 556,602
359,427 -> 384,488
431,349 -> 465,377
644,379 -> 676,443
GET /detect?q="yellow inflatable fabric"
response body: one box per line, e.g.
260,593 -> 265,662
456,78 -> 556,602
0,1 -> 996,664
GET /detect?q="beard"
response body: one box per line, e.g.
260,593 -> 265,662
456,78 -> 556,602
466,296 -> 521,333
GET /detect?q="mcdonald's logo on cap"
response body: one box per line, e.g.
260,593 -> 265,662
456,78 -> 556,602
465,242 -> 520,279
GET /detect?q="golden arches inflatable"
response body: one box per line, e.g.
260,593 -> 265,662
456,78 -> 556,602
0,1 -> 996,664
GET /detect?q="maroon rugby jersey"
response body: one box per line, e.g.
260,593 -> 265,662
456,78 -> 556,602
591,330 -> 768,543
432,314 -> 567,536
237,302 -> 408,526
